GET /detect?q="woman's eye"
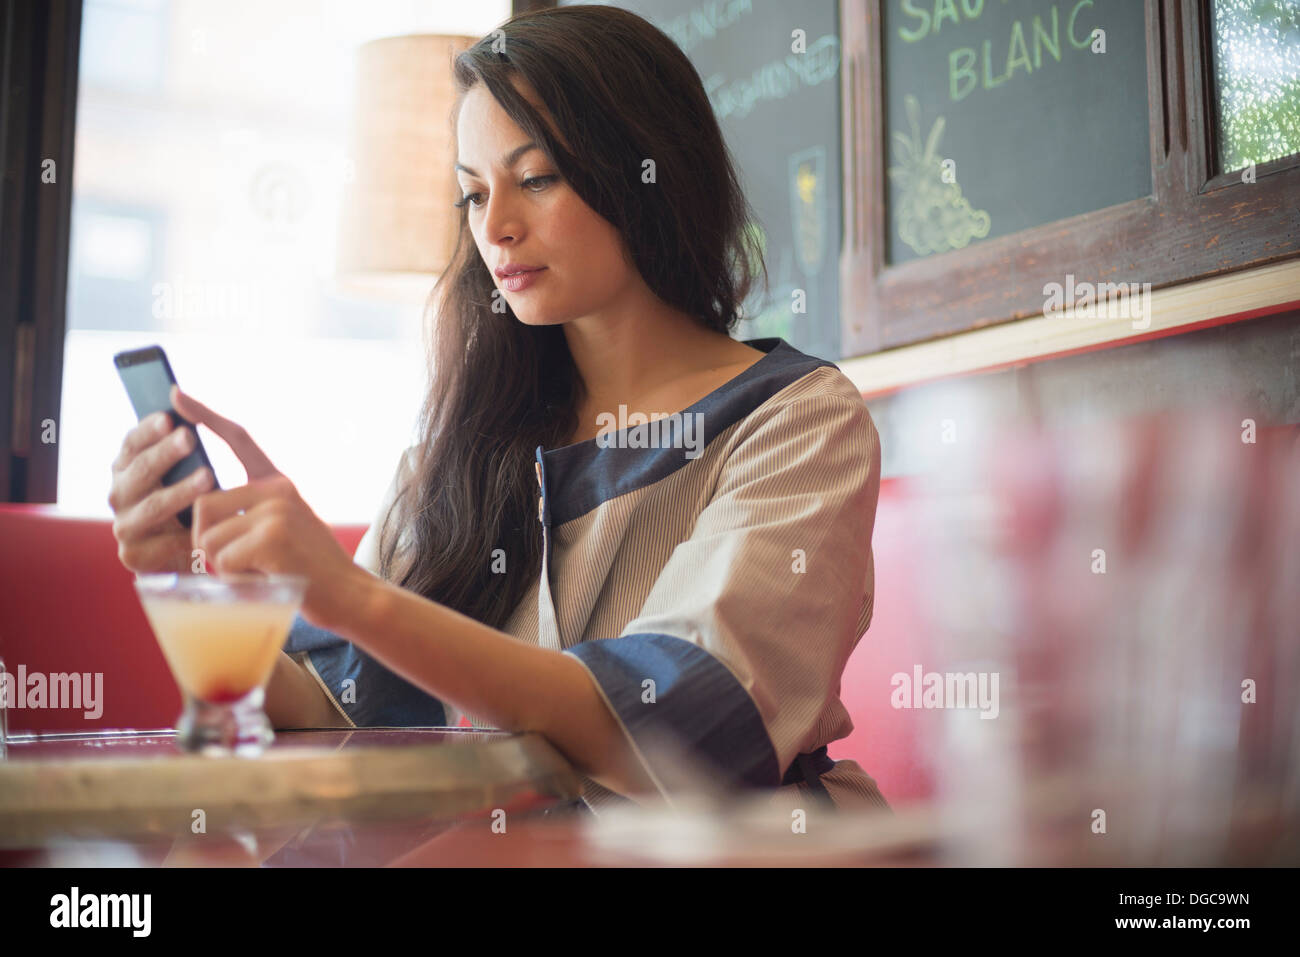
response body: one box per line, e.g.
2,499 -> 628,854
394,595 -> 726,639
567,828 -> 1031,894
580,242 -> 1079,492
454,175 -> 557,209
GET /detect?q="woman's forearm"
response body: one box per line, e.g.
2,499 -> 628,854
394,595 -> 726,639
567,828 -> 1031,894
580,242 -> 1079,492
264,650 -> 350,729
325,568 -> 660,801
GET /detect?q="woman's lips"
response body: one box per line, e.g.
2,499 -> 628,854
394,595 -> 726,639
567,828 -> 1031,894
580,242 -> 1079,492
500,267 -> 546,292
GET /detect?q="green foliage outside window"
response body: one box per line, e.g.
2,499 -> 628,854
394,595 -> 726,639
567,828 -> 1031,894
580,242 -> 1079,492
1212,0 -> 1300,172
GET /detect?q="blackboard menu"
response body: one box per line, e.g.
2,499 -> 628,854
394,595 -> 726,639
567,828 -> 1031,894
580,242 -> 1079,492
560,0 -> 844,359
882,0 -> 1151,265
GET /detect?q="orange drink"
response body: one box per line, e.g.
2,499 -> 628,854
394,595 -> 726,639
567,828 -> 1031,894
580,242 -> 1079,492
133,573 -> 307,756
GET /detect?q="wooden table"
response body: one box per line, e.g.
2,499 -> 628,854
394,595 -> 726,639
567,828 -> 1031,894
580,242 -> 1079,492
0,727 -> 944,866
12,728 -> 1278,866
0,727 -> 585,866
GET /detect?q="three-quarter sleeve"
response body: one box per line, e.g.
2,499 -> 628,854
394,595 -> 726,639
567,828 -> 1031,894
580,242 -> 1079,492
283,445 -> 450,727
563,390 -> 880,797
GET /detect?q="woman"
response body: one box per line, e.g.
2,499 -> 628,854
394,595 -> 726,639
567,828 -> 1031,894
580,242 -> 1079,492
108,5 -> 889,816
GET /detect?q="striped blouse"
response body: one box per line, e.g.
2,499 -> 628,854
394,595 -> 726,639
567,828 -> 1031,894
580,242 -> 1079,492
285,337 -> 891,816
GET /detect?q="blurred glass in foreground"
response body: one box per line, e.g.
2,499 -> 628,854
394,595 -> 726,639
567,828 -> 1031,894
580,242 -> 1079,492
0,657 -> 7,760
912,404 -> 1299,865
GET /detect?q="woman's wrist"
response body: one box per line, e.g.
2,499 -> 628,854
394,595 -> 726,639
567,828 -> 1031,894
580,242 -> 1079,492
316,563 -> 393,641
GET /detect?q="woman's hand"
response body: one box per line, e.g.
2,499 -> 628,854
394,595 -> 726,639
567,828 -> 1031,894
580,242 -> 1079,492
171,386 -> 371,631
109,406 -> 216,574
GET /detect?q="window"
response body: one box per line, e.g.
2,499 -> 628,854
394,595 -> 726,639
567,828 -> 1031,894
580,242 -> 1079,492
68,201 -> 166,331
79,0 -> 167,93
1211,0 -> 1300,172
61,0 -> 511,520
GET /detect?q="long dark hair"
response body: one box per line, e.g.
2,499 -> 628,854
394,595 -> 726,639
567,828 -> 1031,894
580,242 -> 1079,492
376,4 -> 767,629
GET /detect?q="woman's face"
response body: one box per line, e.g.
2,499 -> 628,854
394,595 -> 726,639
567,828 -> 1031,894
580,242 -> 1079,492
455,78 -> 635,327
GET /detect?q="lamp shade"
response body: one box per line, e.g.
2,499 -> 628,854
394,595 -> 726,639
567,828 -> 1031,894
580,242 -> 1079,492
336,34 -> 478,292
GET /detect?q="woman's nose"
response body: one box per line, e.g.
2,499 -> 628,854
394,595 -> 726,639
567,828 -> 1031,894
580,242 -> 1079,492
482,193 -> 524,244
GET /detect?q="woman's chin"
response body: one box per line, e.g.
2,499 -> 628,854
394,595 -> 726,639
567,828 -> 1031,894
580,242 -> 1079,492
512,309 -> 567,328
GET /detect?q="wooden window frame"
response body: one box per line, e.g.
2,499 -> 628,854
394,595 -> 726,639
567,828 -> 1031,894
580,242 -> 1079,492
1,0 -> 83,503
840,0 -> 1300,356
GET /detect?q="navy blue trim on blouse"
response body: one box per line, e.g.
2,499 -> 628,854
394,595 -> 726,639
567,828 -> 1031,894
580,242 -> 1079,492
283,615 -> 447,727
782,745 -> 835,784
537,338 -> 836,526
564,632 -> 782,790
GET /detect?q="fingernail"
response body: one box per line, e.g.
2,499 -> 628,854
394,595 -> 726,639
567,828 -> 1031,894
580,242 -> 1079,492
153,412 -> 169,433
176,429 -> 193,451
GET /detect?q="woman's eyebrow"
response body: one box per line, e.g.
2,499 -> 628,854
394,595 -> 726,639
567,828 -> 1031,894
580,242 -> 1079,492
454,142 -> 540,178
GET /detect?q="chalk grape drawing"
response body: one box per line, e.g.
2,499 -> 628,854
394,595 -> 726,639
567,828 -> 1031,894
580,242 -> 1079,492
888,95 -> 991,257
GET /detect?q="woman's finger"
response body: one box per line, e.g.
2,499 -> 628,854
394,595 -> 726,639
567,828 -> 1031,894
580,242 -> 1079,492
111,411 -> 170,475
115,526 -> 194,575
190,475 -> 296,555
121,465 -> 215,539
169,384 -> 280,480
109,418 -> 192,513
192,503 -> 259,571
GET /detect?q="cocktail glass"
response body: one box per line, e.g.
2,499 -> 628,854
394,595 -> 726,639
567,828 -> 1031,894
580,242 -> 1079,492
133,573 -> 308,756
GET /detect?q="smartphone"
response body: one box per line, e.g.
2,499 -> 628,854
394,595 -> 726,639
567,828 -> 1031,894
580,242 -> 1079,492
113,345 -> 220,528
